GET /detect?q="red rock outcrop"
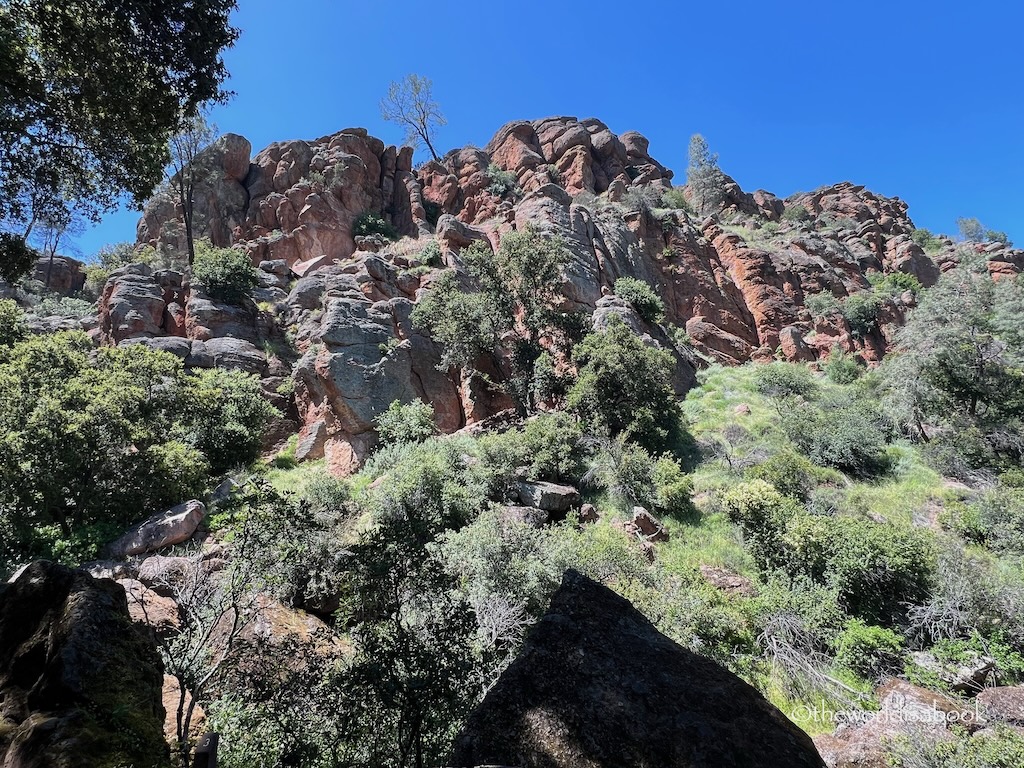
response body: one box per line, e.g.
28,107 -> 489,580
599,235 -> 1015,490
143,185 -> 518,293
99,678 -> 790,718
121,116 -> 1024,474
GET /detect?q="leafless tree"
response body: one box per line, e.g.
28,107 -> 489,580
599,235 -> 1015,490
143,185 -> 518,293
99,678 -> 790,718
380,75 -> 446,163
167,113 -> 217,266
135,512 -> 268,766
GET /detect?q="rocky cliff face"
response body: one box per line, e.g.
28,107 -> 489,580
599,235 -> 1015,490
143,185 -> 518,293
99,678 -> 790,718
0,561 -> 168,768
451,569 -> 825,767
116,116 -> 1024,472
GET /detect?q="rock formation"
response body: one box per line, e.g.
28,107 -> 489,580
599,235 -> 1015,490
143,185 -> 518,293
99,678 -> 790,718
451,569 -> 824,768
116,116 -> 1024,473
0,561 -> 168,768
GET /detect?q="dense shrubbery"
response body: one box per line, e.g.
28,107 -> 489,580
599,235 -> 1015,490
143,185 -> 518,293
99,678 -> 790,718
786,392 -> 891,477
568,314 -> 680,451
613,276 -> 665,323
375,398 -> 437,446
485,163 -> 520,198
753,362 -> 817,399
191,241 -> 259,304
0,322 -> 275,570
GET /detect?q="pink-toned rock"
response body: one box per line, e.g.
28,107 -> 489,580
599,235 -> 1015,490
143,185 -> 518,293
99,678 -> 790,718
162,674 -> 206,752
119,578 -> 180,636
978,686 -> 1024,725
632,506 -> 669,542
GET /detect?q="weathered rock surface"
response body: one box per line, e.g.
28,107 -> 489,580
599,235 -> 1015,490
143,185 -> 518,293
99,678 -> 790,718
122,117 -> 1024,474
452,569 -> 824,767
106,499 -> 206,558
814,679 -> 982,768
978,686 -> 1024,726
0,561 -> 168,768
516,480 -> 581,514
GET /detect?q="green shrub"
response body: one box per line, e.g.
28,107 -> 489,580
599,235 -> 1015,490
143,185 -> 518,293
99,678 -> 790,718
753,363 -> 817,399
520,412 -> 585,482
375,399 -> 437,447
787,393 -> 890,477
661,187 -> 692,212
304,473 -> 352,517
782,204 -> 810,222
191,242 -> 259,304
780,515 -> 934,625
869,271 -> 922,297
823,346 -> 863,384
567,314 -> 680,451
747,449 -> 817,501
352,211 -> 398,240
806,292 -> 841,318
652,456 -> 696,519
36,296 -> 95,318
485,163 -> 520,198
0,299 -> 26,347
954,487 -> 1024,555
722,480 -> 801,569
834,619 -> 904,679
887,725 -> 1024,768
419,240 -> 443,267
613,277 -> 665,323
911,228 -> 943,253
841,291 -> 882,337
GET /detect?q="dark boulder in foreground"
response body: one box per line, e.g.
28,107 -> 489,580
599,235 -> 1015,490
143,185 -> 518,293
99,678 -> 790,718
451,569 -> 824,768
0,561 -> 168,768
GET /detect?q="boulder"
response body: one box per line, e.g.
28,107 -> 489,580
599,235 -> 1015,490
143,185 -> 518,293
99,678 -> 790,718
118,578 -> 181,637
106,500 -> 206,558
909,649 -> 997,693
499,505 -> 550,528
516,480 -> 581,514
978,686 -> 1024,725
631,505 -> 669,542
0,561 -> 167,768
814,679 -> 982,768
452,569 -> 824,767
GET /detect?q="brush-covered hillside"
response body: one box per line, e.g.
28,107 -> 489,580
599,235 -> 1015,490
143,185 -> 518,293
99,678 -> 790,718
2,117 -> 1024,768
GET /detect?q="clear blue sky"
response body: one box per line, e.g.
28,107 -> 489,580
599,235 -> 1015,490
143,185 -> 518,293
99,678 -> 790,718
78,0 -> 1023,257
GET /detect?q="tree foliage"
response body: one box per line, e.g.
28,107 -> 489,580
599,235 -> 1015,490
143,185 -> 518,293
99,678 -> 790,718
686,134 -> 727,216
0,0 -> 238,279
191,240 -> 259,305
0,332 -> 275,570
567,314 -> 679,451
883,254 -> 1024,473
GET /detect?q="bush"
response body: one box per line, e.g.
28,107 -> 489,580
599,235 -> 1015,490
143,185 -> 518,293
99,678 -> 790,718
0,299 -> 26,347
787,393 -> 890,477
485,164 -> 520,198
652,456 -> 696,519
953,487 -> 1024,555
520,412 -> 585,482
567,314 -> 680,451
782,204 -> 810,222
823,346 -> 863,384
887,725 -> 1024,768
753,363 -> 817,399
613,277 -> 665,323
722,480 -> 801,569
661,187 -> 692,212
780,515 -> 934,625
35,296 -> 95,318
842,291 -> 882,337
747,449 -> 817,501
352,211 -> 398,241
806,292 -> 841,318
0,335 -> 275,571
911,227 -> 943,253
419,240 -> 443,267
834,619 -> 904,679
869,271 -> 922,297
191,242 -> 259,304
375,399 -> 437,447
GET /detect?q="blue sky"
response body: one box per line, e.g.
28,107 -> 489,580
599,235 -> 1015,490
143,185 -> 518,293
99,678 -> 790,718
78,0 -> 1022,256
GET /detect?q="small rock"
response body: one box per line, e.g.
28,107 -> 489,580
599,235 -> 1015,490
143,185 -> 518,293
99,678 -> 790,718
978,686 -> 1024,725
734,403 -> 752,415
632,506 -> 669,542
578,503 -> 599,524
500,506 -> 550,528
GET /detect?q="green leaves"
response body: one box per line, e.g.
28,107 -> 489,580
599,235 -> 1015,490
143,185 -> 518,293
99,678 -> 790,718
0,332 -> 275,569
